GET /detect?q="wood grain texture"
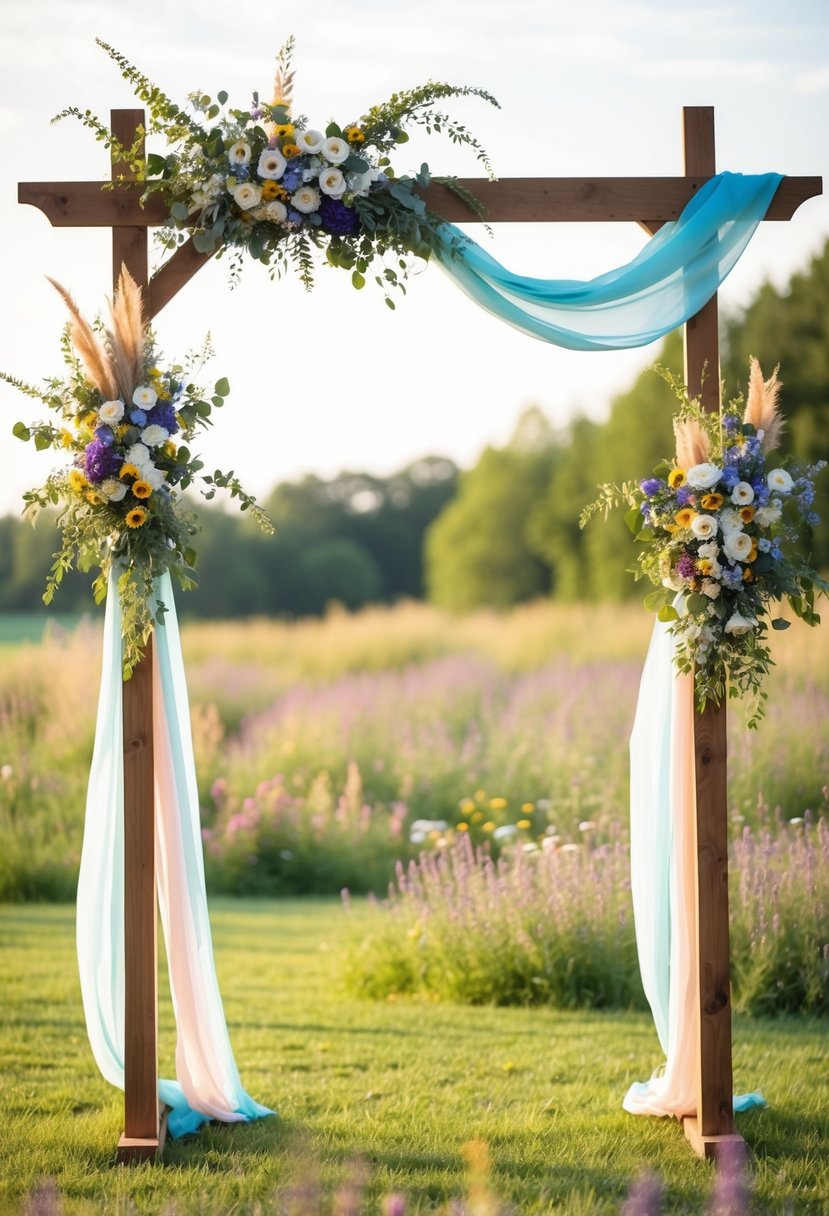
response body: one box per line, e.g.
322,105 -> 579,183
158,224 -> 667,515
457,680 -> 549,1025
111,111 -> 148,298
148,239 -> 213,319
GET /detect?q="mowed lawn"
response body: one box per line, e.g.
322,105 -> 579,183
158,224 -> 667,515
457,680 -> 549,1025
1,900 -> 827,1215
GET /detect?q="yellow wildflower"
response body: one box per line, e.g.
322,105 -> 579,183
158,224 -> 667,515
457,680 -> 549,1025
344,125 -> 365,144
697,558 -> 714,576
482,821 -> 495,833
58,428 -> 74,448
474,789 -> 486,801
67,469 -> 86,492
282,142 -> 301,159
85,490 -> 104,506
668,468 -> 686,489
274,123 -> 294,139
456,822 -> 469,832
119,463 -> 140,480
459,798 -> 476,814
163,440 -> 177,459
125,507 -> 148,528
115,424 -> 130,439
489,796 -> 508,810
471,811 -> 484,824
675,508 -> 697,529
521,802 -> 535,813
516,819 -> 532,830
701,493 -> 724,511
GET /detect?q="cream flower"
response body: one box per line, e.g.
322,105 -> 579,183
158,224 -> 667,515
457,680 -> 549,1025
126,442 -> 151,468
755,501 -> 782,527
767,467 -> 794,493
291,185 -> 321,214
719,508 -> 743,536
98,399 -> 125,425
724,612 -> 757,635
321,136 -> 349,164
723,531 -> 753,562
140,424 -> 169,448
232,182 -> 262,210
701,579 -> 721,599
133,386 -> 158,409
318,167 -> 346,198
257,149 -> 286,180
228,140 -> 252,166
698,541 -> 720,560
690,514 -> 717,540
263,200 -> 288,224
686,462 -> 722,490
731,481 -> 755,505
296,129 -> 325,154
101,478 -> 127,502
142,464 -> 167,490
348,169 -> 373,196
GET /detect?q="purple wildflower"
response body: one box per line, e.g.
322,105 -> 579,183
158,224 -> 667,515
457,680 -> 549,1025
319,196 -> 361,236
640,478 -> 664,496
675,485 -> 694,505
723,414 -> 741,433
94,424 -> 115,446
676,552 -> 696,579
146,401 -> 180,435
84,438 -> 122,484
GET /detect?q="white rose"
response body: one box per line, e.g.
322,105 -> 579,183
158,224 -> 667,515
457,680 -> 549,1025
140,424 -> 169,448
690,514 -> 717,540
723,531 -> 753,562
724,612 -> 757,635
132,386 -> 157,409
291,185 -> 321,214
126,442 -> 151,468
142,464 -> 167,490
348,169 -> 373,196
731,481 -> 755,505
296,129 -> 325,154
686,463 -> 722,490
257,149 -> 286,180
662,573 -> 685,591
767,467 -> 793,493
263,200 -> 288,224
319,167 -> 346,198
719,508 -> 743,536
98,399 -> 125,425
755,501 -> 782,526
101,478 -> 127,502
232,182 -> 262,210
321,136 -> 349,165
228,140 -> 252,166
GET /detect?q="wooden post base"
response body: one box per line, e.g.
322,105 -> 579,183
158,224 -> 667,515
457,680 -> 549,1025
682,1115 -> 745,1161
116,1106 -> 168,1164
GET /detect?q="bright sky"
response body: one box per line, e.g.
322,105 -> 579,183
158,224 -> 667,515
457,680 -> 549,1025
1,0 -> 827,517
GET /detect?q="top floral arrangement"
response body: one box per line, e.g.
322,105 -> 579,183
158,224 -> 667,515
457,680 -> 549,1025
57,38 -> 499,297
582,361 -> 826,725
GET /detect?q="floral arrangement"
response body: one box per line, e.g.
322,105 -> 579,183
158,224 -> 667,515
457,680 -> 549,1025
5,270 -> 270,675
56,38 -> 499,299
581,360 -> 826,724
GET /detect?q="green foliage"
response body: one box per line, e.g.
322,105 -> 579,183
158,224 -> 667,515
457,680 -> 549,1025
425,407 -> 556,610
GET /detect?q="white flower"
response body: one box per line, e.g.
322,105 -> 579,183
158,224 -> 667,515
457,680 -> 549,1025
291,185 -> 321,214
409,819 -> 448,834
263,200 -> 288,224
723,531 -> 753,562
348,169 -> 373,196
731,481 -> 755,505
318,167 -> 346,198
493,824 -> 518,842
228,140 -> 252,166
686,462 -> 722,490
321,136 -> 349,164
140,424 -> 169,448
690,514 -> 717,540
702,579 -> 721,599
142,464 -> 167,490
232,182 -> 262,210
755,501 -> 782,526
126,442 -> 151,468
719,508 -> 743,536
662,574 -> 685,591
257,149 -> 286,180
101,478 -> 127,502
132,386 -> 157,409
724,612 -> 757,635
767,467 -> 793,493
98,399 -> 125,425
296,129 -> 325,154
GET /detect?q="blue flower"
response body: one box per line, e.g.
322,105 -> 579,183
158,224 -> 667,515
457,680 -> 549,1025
675,486 -> 693,505
287,208 -> 303,224
282,168 -> 302,191
640,478 -> 664,496
94,424 -> 115,446
758,538 -> 772,553
130,408 -> 147,426
146,401 -> 180,435
721,467 -> 739,489
807,512 -> 820,527
723,414 -> 741,433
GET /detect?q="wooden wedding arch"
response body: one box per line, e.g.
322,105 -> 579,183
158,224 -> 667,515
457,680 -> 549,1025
19,106 -> 821,1163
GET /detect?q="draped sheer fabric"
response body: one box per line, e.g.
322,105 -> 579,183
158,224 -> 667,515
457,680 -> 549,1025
433,173 -> 782,350
77,572 -> 273,1137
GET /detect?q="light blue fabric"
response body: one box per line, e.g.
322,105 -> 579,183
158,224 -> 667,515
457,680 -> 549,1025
434,172 -> 782,349
76,570 -> 273,1138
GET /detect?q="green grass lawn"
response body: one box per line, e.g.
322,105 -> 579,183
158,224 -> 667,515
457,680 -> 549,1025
1,899 -> 827,1215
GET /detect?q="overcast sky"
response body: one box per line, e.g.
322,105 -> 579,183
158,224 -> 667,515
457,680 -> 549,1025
1,0 -> 827,517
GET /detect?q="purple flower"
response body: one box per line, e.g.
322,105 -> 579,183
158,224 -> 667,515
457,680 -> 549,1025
639,502 -> 651,521
94,424 -> 115,446
282,167 -> 302,192
84,438 -> 122,484
640,478 -> 663,496
319,196 -> 361,236
147,401 -> 180,435
723,414 -> 741,433
287,208 -> 303,224
675,485 -> 694,505
676,552 -> 696,578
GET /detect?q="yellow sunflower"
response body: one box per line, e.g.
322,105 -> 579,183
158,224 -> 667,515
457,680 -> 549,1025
132,480 -> 152,500
273,123 -> 294,139
282,142 -> 301,159
675,508 -> 697,529
119,463 -> 141,480
668,468 -> 686,489
344,125 -> 365,144
701,493 -> 724,510
740,506 -> 756,523
85,490 -> 104,506
125,507 -> 148,529
67,469 -> 87,492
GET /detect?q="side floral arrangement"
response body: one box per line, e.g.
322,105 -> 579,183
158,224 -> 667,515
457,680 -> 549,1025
581,360 -> 826,724
55,37 -> 499,299
4,269 -> 270,675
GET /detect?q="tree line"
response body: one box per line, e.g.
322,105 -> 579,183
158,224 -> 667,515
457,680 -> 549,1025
2,240 -> 827,618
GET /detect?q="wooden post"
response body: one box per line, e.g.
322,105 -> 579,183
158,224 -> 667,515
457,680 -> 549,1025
109,110 -> 165,1165
681,107 -> 741,1160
